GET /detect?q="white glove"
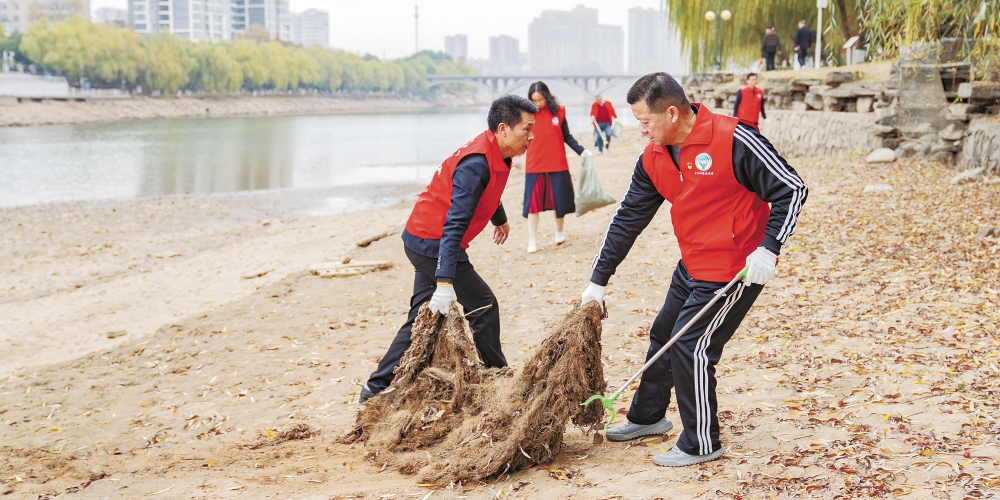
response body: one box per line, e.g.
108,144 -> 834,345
581,149 -> 593,159
744,247 -> 777,285
428,283 -> 457,314
762,118 -> 771,125
581,282 -> 606,309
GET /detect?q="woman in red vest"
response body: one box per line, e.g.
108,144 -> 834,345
524,81 -> 590,253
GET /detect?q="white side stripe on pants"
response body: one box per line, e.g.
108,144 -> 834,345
693,282 -> 746,455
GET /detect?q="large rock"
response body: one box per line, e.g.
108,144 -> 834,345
939,123 -> 965,141
823,95 -> 844,112
872,125 -> 898,137
825,71 -> 859,85
957,118 -> 1000,173
790,78 -> 822,89
928,150 -> 955,165
790,101 -> 809,112
866,148 -> 897,163
856,96 -> 875,113
804,92 -> 824,110
875,107 -> 895,126
895,141 -> 921,157
950,166 -> 986,185
957,82 -> 1000,99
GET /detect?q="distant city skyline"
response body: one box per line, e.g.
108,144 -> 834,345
84,0 -> 669,63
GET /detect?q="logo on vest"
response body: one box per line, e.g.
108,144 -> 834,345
694,153 -> 713,171
552,116 -> 560,125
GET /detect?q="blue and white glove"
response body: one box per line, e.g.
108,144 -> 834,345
429,283 -> 457,314
745,247 -> 777,285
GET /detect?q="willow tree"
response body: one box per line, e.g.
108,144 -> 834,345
858,0 -> 999,77
21,15 -> 144,85
661,0 -> 860,72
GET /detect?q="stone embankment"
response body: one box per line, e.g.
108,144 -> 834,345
682,68 -> 1000,173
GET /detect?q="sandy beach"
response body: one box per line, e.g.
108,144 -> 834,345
0,94 -> 443,128
2,129 -> 999,499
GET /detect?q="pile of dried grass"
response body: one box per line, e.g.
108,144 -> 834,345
340,302 -> 607,483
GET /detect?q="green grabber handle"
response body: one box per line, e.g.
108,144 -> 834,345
582,266 -> 749,430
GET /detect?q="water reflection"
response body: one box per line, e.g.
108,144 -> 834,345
0,105 -> 616,210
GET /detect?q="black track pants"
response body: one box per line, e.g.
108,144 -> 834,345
364,246 -> 506,394
626,260 -> 762,456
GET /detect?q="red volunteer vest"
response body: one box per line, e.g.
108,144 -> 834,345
525,106 -> 570,174
736,85 -> 764,124
405,130 -> 510,249
643,104 -> 770,282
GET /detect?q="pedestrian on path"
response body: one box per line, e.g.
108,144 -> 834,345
360,95 -> 538,403
761,26 -> 781,71
523,81 -> 591,254
733,72 -> 766,127
794,20 -> 815,69
580,73 -> 807,466
590,95 -> 617,154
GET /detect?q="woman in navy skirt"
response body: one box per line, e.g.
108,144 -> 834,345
524,81 -> 591,253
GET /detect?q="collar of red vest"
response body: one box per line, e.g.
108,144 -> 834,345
679,102 -> 715,147
483,129 -> 513,170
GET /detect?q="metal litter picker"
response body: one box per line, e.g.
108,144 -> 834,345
582,267 -> 749,430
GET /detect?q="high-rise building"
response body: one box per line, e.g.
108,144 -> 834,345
291,8 -> 328,48
488,35 -> 519,74
128,0 -> 287,41
628,7 -> 685,75
528,4 -> 623,75
129,0 -> 232,41
444,34 -> 467,63
231,0 -> 289,40
93,6 -> 128,26
0,0 -> 89,35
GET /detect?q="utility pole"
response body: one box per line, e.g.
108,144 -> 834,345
414,4 -> 419,54
816,0 -> 827,68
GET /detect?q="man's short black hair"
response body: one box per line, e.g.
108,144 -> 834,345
488,95 -> 538,133
746,72 -> 758,81
626,72 -> 690,114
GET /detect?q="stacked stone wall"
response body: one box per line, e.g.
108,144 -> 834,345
682,68 -> 1000,169
957,118 -> 1000,174
759,111 -> 883,158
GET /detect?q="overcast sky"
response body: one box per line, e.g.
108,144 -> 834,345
91,0 -> 665,60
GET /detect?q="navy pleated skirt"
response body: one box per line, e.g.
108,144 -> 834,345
523,171 -> 575,218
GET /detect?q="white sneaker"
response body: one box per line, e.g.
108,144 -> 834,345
605,418 -> 673,442
555,232 -> 566,244
527,242 -> 538,254
653,445 -> 724,467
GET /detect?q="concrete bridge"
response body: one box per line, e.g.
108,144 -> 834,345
427,74 -> 642,99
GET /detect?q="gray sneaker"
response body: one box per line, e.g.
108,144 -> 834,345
653,445 -> 724,467
605,418 -> 673,442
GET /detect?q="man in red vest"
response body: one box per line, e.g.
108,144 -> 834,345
581,73 -> 807,466
733,72 -> 766,126
361,95 -> 538,403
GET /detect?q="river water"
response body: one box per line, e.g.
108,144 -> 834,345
0,105 -> 626,212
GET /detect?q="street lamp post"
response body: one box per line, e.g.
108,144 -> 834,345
705,3 -> 732,71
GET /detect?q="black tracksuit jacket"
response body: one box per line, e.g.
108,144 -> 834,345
591,123 -> 807,286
